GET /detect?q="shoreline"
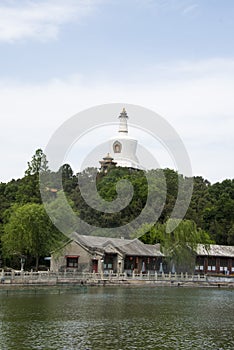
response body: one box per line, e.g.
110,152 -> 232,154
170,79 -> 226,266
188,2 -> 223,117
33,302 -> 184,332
0,278 -> 234,294
1,271 -> 234,292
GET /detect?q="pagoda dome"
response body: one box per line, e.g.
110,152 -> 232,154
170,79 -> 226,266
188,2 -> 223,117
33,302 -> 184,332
109,108 -> 142,170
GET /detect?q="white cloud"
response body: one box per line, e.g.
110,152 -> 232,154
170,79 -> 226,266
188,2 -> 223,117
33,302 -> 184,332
0,57 -> 234,183
0,0 -> 99,42
182,4 -> 198,15
136,0 -> 198,15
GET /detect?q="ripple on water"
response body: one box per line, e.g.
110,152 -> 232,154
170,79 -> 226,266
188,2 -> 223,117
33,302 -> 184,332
0,287 -> 233,350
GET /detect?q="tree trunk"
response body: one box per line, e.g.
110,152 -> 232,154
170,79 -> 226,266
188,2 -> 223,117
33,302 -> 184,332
35,255 -> 39,271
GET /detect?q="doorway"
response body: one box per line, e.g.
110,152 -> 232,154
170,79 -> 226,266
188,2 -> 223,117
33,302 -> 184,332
92,259 -> 98,273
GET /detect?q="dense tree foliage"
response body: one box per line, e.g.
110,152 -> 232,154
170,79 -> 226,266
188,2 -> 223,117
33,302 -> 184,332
2,203 -> 66,270
140,219 -> 213,272
0,149 -> 233,269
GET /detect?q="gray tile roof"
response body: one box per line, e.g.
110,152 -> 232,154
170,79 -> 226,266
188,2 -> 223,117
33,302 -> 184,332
117,239 -> 161,257
71,232 -> 163,257
70,233 -> 234,258
144,243 -> 164,257
72,233 -> 132,249
196,244 -> 234,257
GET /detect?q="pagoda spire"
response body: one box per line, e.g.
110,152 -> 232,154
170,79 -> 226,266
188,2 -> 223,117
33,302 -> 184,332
118,108 -> 128,134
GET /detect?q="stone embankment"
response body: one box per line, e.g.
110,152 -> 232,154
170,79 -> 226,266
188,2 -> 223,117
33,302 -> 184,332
1,270 -> 234,289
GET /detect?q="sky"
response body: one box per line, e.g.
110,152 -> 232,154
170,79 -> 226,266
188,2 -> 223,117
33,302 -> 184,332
0,0 -> 234,183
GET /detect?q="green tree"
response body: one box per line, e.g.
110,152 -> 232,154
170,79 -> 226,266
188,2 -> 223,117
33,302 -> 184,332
227,224 -> 234,245
15,174 -> 41,204
140,219 -> 212,272
185,176 -> 211,226
202,180 -> 234,244
161,219 -> 212,272
60,164 -> 78,194
139,222 -> 165,244
2,203 -> 65,270
1,147 -> 234,248
25,149 -> 49,176
45,191 -> 78,235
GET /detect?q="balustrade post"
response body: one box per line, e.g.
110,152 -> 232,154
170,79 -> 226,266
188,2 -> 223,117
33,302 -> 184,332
0,269 -> 4,284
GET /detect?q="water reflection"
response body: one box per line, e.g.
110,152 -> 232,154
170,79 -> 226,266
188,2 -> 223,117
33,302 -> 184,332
0,287 -> 233,349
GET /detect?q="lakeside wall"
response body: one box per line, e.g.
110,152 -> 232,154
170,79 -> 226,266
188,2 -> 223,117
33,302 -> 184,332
1,270 -> 234,287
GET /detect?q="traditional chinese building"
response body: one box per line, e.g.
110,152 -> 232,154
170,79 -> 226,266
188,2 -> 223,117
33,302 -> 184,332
195,244 -> 234,275
99,153 -> 117,173
51,232 -> 163,274
51,236 -> 234,276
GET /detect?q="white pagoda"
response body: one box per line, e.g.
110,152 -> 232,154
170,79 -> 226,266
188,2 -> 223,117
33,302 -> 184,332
109,108 -> 141,170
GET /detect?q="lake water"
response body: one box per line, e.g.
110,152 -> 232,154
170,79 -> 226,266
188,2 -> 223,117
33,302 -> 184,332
0,286 -> 233,350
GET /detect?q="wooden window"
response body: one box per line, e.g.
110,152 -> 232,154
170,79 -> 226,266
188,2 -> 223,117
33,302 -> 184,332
207,258 -> 216,272
196,257 -> 204,271
104,254 -> 116,270
220,258 -> 228,272
66,256 -> 79,268
124,257 -> 139,270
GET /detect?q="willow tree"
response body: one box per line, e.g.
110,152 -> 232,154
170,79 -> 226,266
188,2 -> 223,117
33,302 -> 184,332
2,203 -> 65,270
140,219 -> 213,273
161,219 -> 213,272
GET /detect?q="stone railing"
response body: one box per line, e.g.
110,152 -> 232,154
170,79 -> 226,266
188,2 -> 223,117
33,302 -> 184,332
0,269 -> 209,285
